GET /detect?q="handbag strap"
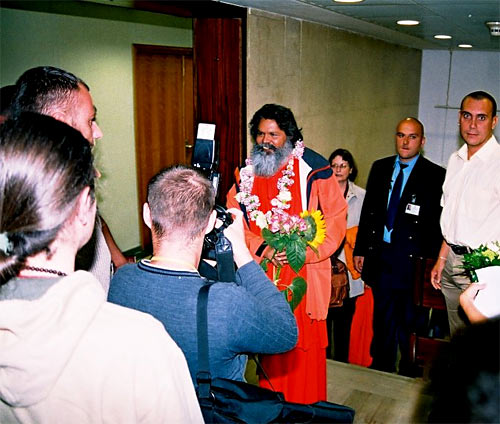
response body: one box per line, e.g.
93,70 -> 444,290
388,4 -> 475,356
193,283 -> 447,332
196,282 -> 214,400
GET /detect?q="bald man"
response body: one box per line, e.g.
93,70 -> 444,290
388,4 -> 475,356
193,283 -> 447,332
354,117 -> 446,375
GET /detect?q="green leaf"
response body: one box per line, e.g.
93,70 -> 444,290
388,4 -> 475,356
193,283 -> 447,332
262,228 -> 280,248
287,276 -> 307,312
302,215 -> 317,242
286,239 -> 306,273
260,258 -> 270,272
308,244 -> 319,257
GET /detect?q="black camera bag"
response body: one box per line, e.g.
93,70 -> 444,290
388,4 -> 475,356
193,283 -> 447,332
195,282 -> 355,423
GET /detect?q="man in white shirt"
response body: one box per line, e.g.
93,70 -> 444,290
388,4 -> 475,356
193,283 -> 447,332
431,91 -> 499,335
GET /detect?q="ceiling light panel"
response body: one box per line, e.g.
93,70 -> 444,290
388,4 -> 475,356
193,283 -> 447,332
294,0 -> 500,50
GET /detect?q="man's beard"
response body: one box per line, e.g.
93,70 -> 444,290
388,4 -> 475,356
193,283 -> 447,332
251,140 -> 294,177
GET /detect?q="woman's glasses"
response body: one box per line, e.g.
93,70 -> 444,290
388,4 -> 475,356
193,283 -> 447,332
331,163 -> 348,170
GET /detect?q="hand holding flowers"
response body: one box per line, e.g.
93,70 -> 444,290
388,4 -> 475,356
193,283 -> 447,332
259,209 -> 326,311
234,140 -> 327,311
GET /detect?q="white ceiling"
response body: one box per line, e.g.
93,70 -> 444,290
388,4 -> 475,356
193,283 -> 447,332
219,0 -> 500,51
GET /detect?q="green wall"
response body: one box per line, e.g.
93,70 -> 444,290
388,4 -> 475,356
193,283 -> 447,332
1,5 -> 422,251
1,7 -> 192,251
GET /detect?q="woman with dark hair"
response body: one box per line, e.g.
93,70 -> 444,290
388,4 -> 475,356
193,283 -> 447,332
327,148 -> 366,362
0,113 -> 202,423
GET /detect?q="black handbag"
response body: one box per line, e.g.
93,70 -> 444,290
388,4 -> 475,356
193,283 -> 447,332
195,282 -> 355,423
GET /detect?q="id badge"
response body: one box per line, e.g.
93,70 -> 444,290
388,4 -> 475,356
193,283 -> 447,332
405,203 -> 420,216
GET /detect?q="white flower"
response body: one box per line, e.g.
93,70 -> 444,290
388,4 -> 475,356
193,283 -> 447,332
254,211 -> 269,229
277,190 -> 292,203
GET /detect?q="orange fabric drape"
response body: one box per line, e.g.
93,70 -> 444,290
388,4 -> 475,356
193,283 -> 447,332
348,286 -> 373,367
249,159 -> 327,403
344,226 -> 361,280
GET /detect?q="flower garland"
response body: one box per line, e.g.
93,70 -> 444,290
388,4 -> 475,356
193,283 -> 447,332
235,140 -> 305,228
235,140 -> 327,312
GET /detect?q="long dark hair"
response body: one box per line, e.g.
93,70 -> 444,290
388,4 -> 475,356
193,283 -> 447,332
0,112 -> 95,284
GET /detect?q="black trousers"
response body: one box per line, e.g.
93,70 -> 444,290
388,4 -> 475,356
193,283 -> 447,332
368,243 -> 418,375
370,284 -> 415,374
327,296 -> 357,362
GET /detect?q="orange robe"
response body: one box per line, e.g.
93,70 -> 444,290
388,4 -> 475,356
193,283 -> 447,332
227,154 -> 347,404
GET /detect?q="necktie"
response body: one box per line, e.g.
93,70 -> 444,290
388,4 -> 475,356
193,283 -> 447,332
386,164 -> 408,231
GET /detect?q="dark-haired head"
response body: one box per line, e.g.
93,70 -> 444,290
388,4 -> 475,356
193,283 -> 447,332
461,91 -> 497,117
428,318 -> 500,423
0,85 -> 17,122
10,66 -> 88,118
0,112 -> 95,284
10,66 -> 102,145
329,148 -> 358,181
146,165 -> 215,242
249,104 -> 303,146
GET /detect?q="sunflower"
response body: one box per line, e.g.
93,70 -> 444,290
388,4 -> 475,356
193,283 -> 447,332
300,209 -> 326,249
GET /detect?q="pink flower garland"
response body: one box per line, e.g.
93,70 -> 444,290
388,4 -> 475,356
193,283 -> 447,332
235,140 -> 305,229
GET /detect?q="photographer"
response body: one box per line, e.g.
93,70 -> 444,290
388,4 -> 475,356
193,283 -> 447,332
108,165 -> 298,384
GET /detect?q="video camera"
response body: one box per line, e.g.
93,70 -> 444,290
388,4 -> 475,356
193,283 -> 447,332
192,123 -> 235,282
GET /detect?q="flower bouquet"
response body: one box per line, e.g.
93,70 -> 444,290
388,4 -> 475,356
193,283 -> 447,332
234,140 -> 327,311
257,209 -> 326,311
462,242 -> 500,282
462,242 -> 500,318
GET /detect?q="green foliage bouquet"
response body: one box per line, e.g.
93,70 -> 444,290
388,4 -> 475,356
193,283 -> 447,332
462,241 -> 500,282
259,210 -> 326,312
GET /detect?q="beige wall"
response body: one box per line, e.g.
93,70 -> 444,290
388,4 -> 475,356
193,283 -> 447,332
0,7 -> 192,251
246,9 -> 422,186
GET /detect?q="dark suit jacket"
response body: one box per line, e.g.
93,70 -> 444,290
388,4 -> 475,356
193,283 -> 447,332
353,155 -> 446,288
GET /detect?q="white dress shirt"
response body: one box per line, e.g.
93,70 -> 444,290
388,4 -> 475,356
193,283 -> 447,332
440,135 -> 500,249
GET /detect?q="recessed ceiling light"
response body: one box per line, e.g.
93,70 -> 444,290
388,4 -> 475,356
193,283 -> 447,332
397,20 -> 420,26
434,34 -> 452,39
458,44 -> 473,48
333,0 -> 364,3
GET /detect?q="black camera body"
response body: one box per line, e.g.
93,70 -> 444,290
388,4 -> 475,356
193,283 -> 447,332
202,205 -> 233,261
192,124 -> 235,282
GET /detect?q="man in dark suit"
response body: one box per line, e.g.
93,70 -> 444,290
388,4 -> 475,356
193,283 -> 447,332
353,117 -> 445,375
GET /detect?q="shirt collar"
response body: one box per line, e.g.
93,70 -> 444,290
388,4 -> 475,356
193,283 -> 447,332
457,135 -> 498,162
395,153 -> 419,171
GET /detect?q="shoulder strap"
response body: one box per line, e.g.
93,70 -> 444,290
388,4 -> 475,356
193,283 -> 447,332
196,282 -> 214,399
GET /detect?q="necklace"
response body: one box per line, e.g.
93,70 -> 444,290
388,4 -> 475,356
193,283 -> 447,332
150,256 -> 198,272
23,266 -> 68,277
235,140 -> 304,225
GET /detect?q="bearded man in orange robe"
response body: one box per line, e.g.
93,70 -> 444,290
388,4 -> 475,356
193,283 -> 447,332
227,104 -> 347,403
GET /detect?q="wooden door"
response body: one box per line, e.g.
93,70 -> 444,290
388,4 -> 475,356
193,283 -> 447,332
133,44 -> 194,248
194,17 -> 245,204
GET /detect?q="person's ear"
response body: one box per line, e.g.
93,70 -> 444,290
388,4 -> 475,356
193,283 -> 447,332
143,203 -> 152,229
51,110 -> 70,127
76,186 -> 96,227
204,210 -> 217,235
492,115 -> 498,130
421,136 -> 426,148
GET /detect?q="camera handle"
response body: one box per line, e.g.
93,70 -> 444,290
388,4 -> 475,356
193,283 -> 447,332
215,232 -> 236,282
